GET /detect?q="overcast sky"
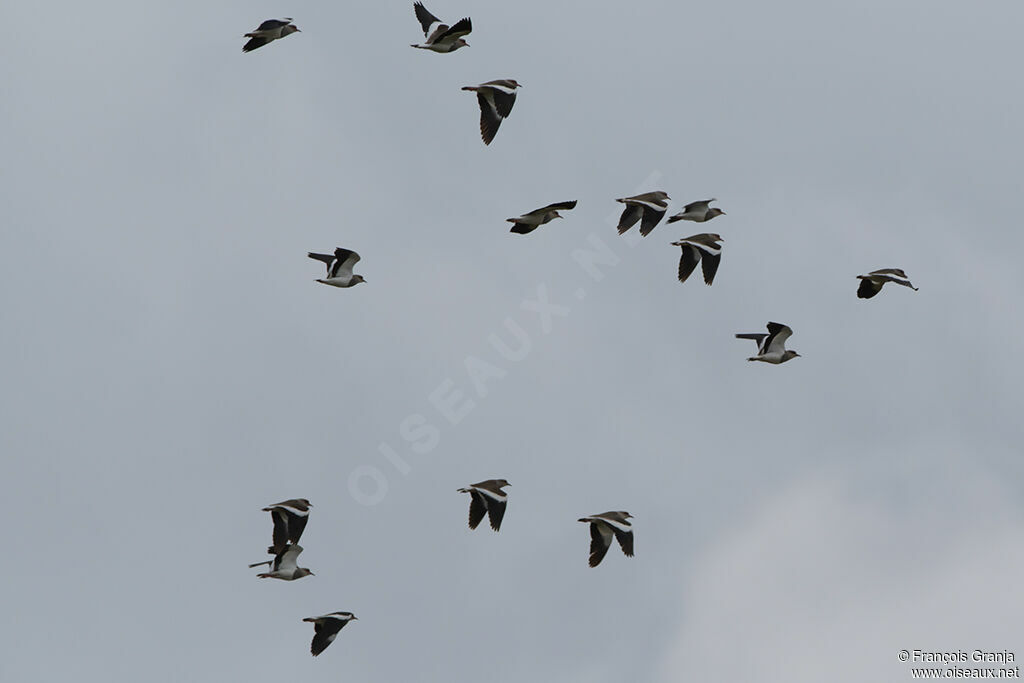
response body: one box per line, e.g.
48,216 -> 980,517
3,1 -> 1024,681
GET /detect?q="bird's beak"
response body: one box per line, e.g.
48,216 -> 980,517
352,616 -> 359,620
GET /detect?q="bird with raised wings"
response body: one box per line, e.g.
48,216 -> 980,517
736,322 -> 801,364
249,544 -> 314,581
308,248 -> 366,288
410,2 -> 471,52
667,199 -> 725,224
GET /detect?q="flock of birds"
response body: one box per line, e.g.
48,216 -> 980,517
240,2 -> 921,660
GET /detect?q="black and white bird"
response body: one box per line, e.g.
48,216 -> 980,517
578,511 -> 634,568
667,199 -> 725,224
457,479 -> 510,531
671,233 -> 724,285
308,248 -> 366,288
303,612 -> 358,657
507,201 -> 577,234
249,544 -> 314,581
856,268 -> 919,299
461,80 -> 522,145
242,18 -> 300,53
410,3 -> 471,52
262,499 -> 311,555
736,322 -> 801,364
616,192 -> 671,236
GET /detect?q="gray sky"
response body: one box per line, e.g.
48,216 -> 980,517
3,1 -> 1023,681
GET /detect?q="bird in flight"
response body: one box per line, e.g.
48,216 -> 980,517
462,80 -> 522,145
667,199 -> 725,224
303,612 -> 358,656
242,18 -> 300,53
615,192 -> 671,236
308,248 -> 366,288
578,511 -> 634,567
736,322 -> 801,364
261,498 -> 312,555
249,544 -> 314,581
411,3 -> 471,52
458,479 -> 510,531
856,268 -> 919,299
671,233 -> 724,286
507,201 -> 578,234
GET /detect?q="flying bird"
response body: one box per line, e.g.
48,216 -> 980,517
461,79 -> 522,145
507,201 -> 578,234
242,18 -> 300,53
578,511 -> 634,567
249,544 -> 314,581
856,268 -> 919,299
308,248 -> 366,288
410,3 -> 471,52
736,322 -> 801,364
667,199 -> 725,224
616,192 -> 670,236
671,234 -> 724,285
262,499 -> 311,555
457,479 -> 510,531
303,612 -> 358,657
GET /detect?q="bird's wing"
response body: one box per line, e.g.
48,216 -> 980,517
764,323 -> 793,354
700,251 -> 721,285
286,511 -> 309,545
467,491 -> 487,530
488,87 -> 518,119
857,277 -> 881,299
617,205 -> 642,234
872,273 -> 918,290
509,222 -> 534,234
587,522 -> 614,568
276,544 -> 302,572
255,18 -> 291,32
308,252 -> 336,276
242,36 -> 271,52
614,528 -> 634,557
870,268 -> 907,278
486,498 -> 507,531
270,509 -> 290,554
736,333 -> 767,348
684,199 -> 713,213
638,205 -> 667,236
413,2 -> 442,36
477,93 -> 503,145
537,200 -> 577,212
677,245 -> 700,283
331,248 -> 360,278
433,17 -> 472,43
310,620 -> 344,657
